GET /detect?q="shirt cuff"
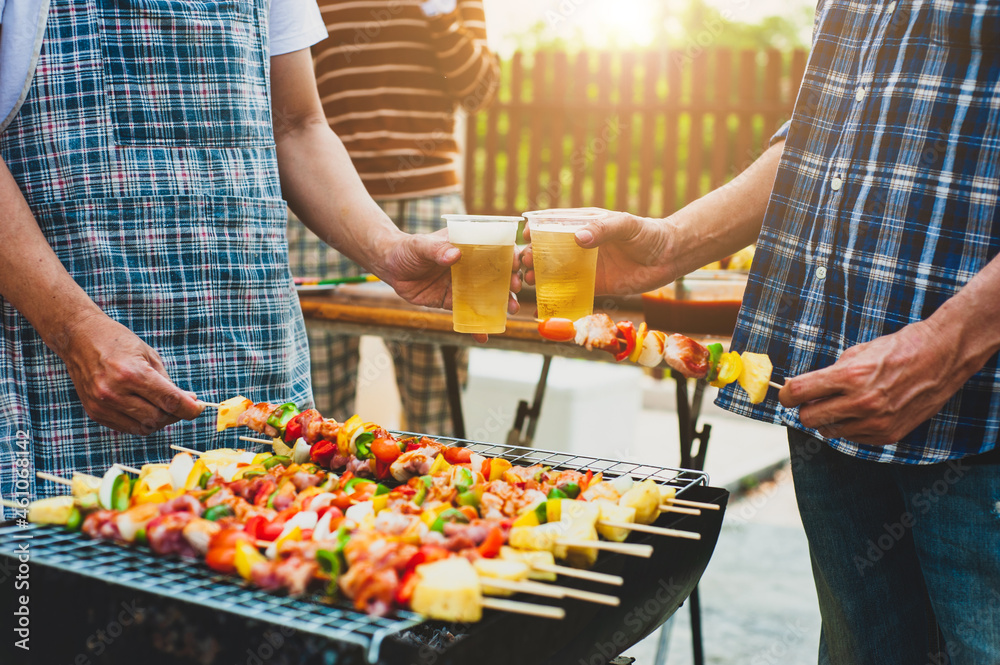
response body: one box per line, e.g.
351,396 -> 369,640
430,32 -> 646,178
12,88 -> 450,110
770,120 -> 791,146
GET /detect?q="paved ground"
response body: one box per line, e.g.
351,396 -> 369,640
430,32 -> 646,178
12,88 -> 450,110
622,467 -> 822,665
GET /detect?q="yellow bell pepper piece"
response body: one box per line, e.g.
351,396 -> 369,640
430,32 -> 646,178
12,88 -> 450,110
274,526 -> 302,554
235,540 -> 266,580
512,508 -> 540,528
337,415 -> 364,455
372,493 -> 389,514
184,459 -> 210,490
545,498 -> 562,523
710,351 -> 743,388
489,459 -> 511,482
627,322 -> 648,364
428,453 -> 452,476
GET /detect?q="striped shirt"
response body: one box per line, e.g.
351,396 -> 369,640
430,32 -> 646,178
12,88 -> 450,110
312,0 -> 499,199
716,0 -> 1000,464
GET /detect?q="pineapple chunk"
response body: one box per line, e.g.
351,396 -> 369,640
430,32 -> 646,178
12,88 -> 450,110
411,557 -> 482,622
216,396 -> 252,432
619,479 -> 661,525
27,496 -> 75,525
509,524 -> 559,553
70,473 -> 101,498
594,500 -> 636,542
499,547 -> 557,582
474,558 -> 530,597
559,521 -> 599,569
558,499 -> 600,527
738,352 -> 773,404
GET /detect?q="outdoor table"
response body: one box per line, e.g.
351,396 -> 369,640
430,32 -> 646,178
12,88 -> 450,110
298,282 -> 727,665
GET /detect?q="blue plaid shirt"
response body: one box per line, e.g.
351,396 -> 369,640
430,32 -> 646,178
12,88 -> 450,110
716,0 -> 1000,464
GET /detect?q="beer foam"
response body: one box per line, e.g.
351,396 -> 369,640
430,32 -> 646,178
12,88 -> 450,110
447,220 -> 517,245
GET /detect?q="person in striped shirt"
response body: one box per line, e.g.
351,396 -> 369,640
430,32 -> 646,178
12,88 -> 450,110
287,0 -> 499,434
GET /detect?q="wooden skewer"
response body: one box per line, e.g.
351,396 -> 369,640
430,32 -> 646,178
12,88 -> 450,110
667,498 -> 720,511
659,504 -> 701,516
199,401 -> 221,408
599,521 -> 701,541
480,578 -> 563,599
769,380 -> 784,390
113,463 -> 141,475
480,578 -> 619,606
481,596 -> 565,619
170,444 -> 204,456
556,539 -> 653,558
1,498 -> 25,511
532,563 -> 623,586
239,436 -> 273,445
36,471 -> 73,487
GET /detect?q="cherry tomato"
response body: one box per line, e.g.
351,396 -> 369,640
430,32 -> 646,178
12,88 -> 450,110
243,515 -> 267,540
538,318 -> 576,342
210,528 -> 252,550
205,547 -> 237,574
370,437 -> 403,464
442,446 -> 473,465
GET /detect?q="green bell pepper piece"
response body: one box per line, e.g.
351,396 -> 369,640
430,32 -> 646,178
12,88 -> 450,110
560,482 -> 581,499
343,477 -> 374,493
547,487 -> 568,500
706,343 -> 724,382
266,402 -> 300,432
65,507 -> 82,532
202,505 -> 234,522
111,474 -> 131,512
263,455 -> 291,470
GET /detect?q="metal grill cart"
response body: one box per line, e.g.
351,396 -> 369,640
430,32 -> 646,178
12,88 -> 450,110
1,439 -> 727,665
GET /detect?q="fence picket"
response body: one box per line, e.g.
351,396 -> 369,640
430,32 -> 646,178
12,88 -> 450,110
465,49 -> 805,218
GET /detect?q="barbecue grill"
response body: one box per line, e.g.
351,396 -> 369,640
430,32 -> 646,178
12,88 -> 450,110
0,437 -> 728,665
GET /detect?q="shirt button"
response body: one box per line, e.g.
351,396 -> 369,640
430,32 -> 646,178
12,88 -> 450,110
815,266 -> 828,280
855,86 -> 866,102
831,176 -> 843,191
887,1 -> 896,12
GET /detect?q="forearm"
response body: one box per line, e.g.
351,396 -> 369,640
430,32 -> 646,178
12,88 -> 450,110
667,140 -> 784,277
0,158 -> 104,353
426,8 -> 499,108
275,121 -> 404,275
927,252 -> 1000,372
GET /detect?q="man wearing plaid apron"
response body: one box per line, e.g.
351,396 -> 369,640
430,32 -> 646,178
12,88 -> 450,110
530,1 -> 1000,663
0,0 -> 470,505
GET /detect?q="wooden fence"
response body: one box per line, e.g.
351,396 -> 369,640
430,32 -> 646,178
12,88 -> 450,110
463,48 -> 807,219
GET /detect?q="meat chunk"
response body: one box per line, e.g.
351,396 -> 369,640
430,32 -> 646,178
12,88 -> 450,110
663,334 -> 710,379
573,314 -> 620,353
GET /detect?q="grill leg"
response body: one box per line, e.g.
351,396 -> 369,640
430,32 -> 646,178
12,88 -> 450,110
505,355 -> 552,447
441,345 -> 466,439
673,371 -> 711,665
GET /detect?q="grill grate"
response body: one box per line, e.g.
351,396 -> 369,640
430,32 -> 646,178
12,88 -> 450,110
2,439 -> 710,661
394,433 -> 712,495
0,523 -> 422,663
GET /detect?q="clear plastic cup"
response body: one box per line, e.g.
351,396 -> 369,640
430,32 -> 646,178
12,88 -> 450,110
445,214 -> 521,334
523,209 -> 603,321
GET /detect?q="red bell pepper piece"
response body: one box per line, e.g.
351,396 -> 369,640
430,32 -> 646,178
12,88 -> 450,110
283,417 -> 303,444
614,321 -> 637,362
581,469 -> 593,493
396,570 -> 419,605
537,317 -> 577,342
243,515 -> 267,539
442,446 -> 473,465
205,547 -> 238,574
310,439 -> 338,467
477,526 -> 504,559
480,458 -> 492,482
374,458 -> 391,480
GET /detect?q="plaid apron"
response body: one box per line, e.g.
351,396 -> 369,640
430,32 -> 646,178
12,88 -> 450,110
0,0 -> 312,506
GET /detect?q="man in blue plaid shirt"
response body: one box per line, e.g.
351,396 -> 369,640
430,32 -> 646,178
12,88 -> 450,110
526,1 -> 1000,662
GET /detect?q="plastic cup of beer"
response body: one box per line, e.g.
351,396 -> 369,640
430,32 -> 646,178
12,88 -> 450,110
523,208 -> 603,321
445,214 -> 521,334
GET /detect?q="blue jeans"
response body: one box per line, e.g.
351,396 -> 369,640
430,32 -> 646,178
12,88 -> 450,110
788,429 -> 1000,665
